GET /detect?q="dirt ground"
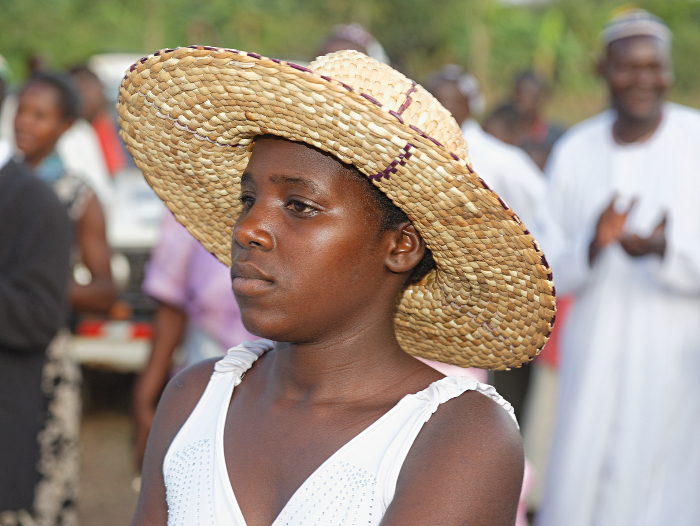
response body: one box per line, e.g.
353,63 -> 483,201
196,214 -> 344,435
78,369 -> 140,526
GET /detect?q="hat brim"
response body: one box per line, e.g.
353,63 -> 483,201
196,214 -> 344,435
118,46 -> 556,370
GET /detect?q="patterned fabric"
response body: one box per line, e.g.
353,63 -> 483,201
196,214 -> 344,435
33,330 -> 81,526
25,152 -> 87,525
35,151 -> 92,222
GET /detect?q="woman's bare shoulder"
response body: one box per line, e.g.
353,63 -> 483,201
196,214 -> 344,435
381,387 -> 523,526
130,358 -> 220,526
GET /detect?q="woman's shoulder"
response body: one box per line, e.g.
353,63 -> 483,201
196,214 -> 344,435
416,380 -> 521,456
158,358 -> 220,427
384,382 -> 523,525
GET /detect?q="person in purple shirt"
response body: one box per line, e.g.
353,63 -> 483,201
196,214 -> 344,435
132,211 -> 255,467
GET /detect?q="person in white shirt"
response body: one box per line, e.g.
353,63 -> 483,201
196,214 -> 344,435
426,66 -> 545,230
537,10 -> 700,526
427,65 -> 546,421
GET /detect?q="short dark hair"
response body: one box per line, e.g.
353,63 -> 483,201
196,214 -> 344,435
484,103 -> 520,129
346,163 -> 437,286
23,72 -> 81,121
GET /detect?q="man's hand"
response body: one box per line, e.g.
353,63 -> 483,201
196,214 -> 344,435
590,197 -> 634,265
620,214 -> 667,258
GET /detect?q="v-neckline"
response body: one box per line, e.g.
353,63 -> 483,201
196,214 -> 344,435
216,366 -> 453,526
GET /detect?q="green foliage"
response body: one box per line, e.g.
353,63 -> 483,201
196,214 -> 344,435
2,0 -> 699,122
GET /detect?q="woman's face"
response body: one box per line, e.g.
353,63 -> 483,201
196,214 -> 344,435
15,82 -> 71,166
231,137 -> 396,344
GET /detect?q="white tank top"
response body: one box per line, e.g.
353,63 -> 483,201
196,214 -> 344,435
163,340 -> 516,526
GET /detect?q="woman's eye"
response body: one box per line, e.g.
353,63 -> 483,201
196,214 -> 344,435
287,200 -> 315,214
240,195 -> 255,209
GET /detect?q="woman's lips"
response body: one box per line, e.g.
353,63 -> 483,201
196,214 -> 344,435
232,276 -> 274,295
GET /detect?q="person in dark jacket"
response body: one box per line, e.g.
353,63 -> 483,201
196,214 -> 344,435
0,69 -> 73,524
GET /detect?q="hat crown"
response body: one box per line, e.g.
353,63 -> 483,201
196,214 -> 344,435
311,51 -> 471,162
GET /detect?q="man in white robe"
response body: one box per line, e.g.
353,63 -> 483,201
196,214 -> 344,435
537,10 -> 700,526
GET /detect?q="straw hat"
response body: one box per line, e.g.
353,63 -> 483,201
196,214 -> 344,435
117,46 -> 556,370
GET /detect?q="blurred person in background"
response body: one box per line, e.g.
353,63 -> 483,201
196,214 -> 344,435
317,23 -> 389,63
0,62 -> 73,526
426,65 -> 545,237
70,66 -> 127,177
483,102 -> 521,146
55,70 -> 114,212
427,63 -> 543,420
15,73 -> 116,314
510,71 -> 565,171
427,64 -> 545,526
537,9 -> 700,526
13,72 -> 117,525
132,211 -> 256,468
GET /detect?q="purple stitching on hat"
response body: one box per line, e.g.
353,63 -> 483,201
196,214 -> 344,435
154,51 -> 161,56
361,93 -> 382,107
165,48 -> 177,53
388,110 -> 404,124
140,57 -> 148,63
478,177 -> 490,190
371,144 -> 415,181
288,62 -> 312,73
202,46 -> 217,51
552,285 -> 556,297
247,53 -> 261,59
270,58 -> 281,64
188,45 -> 199,49
450,152 -> 459,161
497,196 -> 509,210
320,75 -> 332,81
130,64 -> 136,72
409,124 -> 425,136
523,228 -> 530,235
540,253 -> 549,268
340,82 -> 354,92
427,136 -> 443,147
397,82 -> 417,116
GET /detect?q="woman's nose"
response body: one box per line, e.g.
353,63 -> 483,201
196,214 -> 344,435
232,204 -> 275,251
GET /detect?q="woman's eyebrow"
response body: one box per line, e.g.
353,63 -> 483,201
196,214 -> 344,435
269,175 -> 322,194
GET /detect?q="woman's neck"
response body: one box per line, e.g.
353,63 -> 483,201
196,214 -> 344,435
24,146 -> 56,169
261,323 -> 427,404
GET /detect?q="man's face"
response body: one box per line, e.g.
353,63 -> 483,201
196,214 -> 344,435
601,36 -> 673,122
513,77 -> 544,117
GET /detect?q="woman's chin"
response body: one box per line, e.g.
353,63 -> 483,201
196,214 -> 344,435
240,314 -> 294,343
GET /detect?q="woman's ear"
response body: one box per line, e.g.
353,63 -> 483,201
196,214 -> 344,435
385,222 -> 425,274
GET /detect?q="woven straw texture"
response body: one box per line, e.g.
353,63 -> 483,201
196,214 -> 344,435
117,47 -> 556,370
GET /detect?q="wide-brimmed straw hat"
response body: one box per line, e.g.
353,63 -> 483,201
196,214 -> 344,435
117,47 -> 556,370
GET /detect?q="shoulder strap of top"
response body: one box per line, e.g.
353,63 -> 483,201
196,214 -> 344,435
412,375 -> 518,427
214,339 -> 275,379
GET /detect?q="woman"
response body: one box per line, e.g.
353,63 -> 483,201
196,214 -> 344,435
13,73 -> 116,525
120,48 -> 555,525
15,73 -> 115,313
